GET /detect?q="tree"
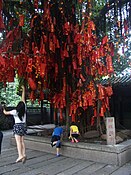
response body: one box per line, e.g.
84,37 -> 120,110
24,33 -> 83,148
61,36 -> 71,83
0,0 -> 130,135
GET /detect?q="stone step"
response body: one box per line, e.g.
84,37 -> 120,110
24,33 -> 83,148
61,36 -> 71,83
10,135 -> 131,166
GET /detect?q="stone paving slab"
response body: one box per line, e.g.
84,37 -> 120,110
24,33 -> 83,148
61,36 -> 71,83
56,161 -> 94,175
73,163 -> 106,175
0,130 -> 131,175
90,165 -> 119,175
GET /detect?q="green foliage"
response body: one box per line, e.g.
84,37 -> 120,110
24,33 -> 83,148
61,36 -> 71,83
0,79 -> 44,107
0,82 -> 21,106
113,42 -> 131,75
91,0 -> 106,19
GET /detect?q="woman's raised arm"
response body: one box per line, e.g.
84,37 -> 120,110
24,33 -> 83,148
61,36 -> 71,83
21,85 -> 25,103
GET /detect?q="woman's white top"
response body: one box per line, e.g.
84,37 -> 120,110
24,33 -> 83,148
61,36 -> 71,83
10,109 -> 26,124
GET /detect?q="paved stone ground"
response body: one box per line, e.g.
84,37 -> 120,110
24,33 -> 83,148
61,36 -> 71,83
0,130 -> 131,175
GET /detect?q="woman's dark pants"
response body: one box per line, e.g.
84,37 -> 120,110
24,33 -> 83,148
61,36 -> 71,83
0,131 -> 3,154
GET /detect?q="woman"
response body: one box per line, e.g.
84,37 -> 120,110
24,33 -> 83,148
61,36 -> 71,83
69,122 -> 80,143
3,85 -> 27,163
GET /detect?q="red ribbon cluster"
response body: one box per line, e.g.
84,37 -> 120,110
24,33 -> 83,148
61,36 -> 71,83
0,1 -> 115,124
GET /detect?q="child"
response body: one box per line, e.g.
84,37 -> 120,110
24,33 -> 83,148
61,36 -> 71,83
69,122 -> 80,143
51,123 -> 63,157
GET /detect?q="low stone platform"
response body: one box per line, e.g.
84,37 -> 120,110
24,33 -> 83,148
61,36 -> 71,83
11,134 -> 131,166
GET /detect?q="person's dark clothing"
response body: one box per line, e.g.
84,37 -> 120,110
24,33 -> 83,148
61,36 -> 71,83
0,131 -> 3,154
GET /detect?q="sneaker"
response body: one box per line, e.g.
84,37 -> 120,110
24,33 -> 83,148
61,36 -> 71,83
51,143 -> 56,147
71,140 -> 74,143
56,154 -> 60,157
75,140 -> 79,143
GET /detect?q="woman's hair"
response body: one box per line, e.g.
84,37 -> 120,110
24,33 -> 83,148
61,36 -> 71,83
16,101 -> 25,121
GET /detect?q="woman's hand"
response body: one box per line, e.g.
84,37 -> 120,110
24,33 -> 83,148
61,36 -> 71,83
3,109 -> 6,114
21,85 -> 25,102
21,85 -> 25,90
3,109 -> 10,115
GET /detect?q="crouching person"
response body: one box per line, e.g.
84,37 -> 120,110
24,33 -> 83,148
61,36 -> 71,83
69,122 -> 80,143
51,123 -> 63,157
